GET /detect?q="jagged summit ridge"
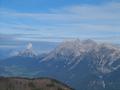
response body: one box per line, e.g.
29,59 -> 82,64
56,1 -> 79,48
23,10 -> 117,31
42,39 -> 120,74
17,42 -> 37,57
42,39 -> 97,61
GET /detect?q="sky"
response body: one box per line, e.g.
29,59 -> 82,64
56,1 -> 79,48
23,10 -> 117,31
0,0 -> 120,45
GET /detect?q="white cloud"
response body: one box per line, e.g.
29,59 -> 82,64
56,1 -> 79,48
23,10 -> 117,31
0,45 -> 17,48
0,2 -> 120,43
51,2 -> 120,20
1,2 -> 120,21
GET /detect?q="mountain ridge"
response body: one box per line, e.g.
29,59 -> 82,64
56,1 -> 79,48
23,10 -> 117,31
0,39 -> 120,90
0,77 -> 74,90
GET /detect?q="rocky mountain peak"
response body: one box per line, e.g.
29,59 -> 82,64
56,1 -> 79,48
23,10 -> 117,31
17,42 -> 37,57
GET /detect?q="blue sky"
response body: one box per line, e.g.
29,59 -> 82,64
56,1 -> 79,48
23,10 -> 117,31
0,0 -> 120,45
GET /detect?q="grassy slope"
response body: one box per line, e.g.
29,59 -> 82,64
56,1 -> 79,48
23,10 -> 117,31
0,77 -> 74,90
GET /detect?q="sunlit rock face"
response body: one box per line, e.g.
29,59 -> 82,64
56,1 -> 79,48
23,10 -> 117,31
17,42 -> 37,57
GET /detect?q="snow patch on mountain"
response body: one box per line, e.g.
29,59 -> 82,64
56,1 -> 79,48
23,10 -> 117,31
9,39 -> 120,75
17,43 -> 37,57
41,39 -> 120,74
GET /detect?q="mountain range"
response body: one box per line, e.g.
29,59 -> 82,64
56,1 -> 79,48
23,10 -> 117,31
0,39 -> 120,90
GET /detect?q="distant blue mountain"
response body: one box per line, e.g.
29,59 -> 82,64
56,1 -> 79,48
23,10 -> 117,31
0,41 -> 59,60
